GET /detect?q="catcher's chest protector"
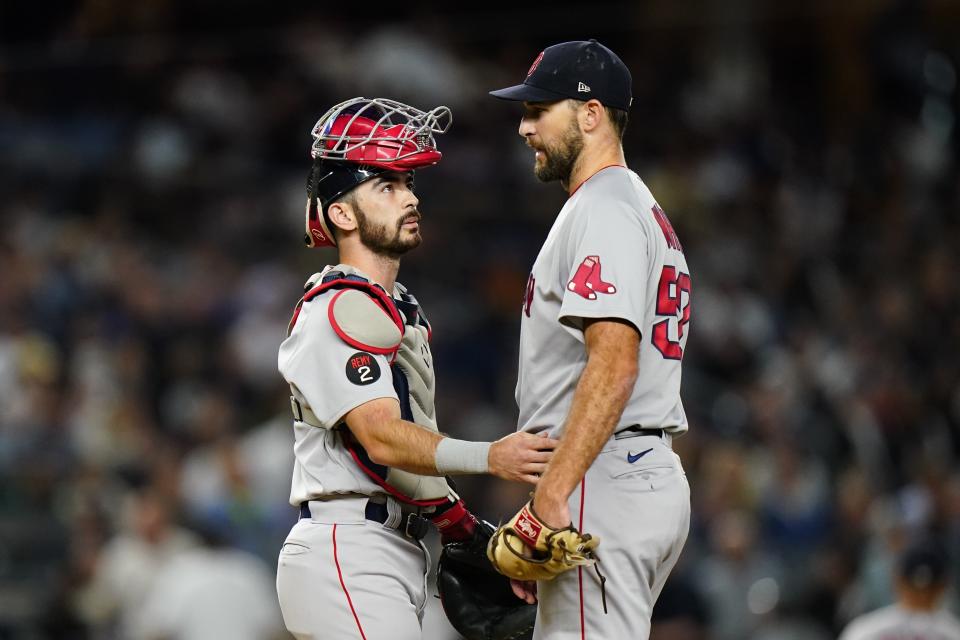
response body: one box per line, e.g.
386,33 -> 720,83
287,264 -> 451,505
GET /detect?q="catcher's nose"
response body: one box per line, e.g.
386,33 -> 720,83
404,188 -> 419,210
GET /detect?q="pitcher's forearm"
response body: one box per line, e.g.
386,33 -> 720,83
535,320 -> 639,517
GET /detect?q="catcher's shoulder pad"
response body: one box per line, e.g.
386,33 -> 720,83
304,270 -> 404,355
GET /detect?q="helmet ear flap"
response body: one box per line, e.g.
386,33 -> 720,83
304,165 -> 336,248
304,197 -> 336,248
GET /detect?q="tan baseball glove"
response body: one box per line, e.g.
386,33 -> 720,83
486,501 -> 599,581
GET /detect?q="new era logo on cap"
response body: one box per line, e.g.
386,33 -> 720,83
490,39 -> 633,111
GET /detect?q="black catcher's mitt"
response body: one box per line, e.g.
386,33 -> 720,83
437,520 -> 536,640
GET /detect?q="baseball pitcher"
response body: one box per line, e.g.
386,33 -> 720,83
486,41 -> 693,640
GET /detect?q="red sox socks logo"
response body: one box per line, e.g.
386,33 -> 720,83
567,255 -> 617,300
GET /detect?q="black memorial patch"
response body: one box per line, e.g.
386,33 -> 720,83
346,352 -> 381,385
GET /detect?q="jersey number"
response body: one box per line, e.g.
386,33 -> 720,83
357,366 -> 374,382
652,266 -> 691,360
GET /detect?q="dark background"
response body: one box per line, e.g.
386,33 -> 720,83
1,1 -> 958,638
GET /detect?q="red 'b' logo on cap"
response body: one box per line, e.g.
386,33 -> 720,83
527,51 -> 545,78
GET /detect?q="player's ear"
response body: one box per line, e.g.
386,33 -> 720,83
327,200 -> 357,234
579,99 -> 605,134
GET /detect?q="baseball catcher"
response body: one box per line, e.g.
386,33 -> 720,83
274,97 -> 558,639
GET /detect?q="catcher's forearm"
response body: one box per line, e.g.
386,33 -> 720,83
344,397 -> 446,475
535,320 -> 639,512
344,397 -> 490,476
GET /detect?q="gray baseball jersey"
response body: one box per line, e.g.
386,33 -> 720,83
276,264 -> 449,639
517,166 -> 692,640
838,605 -> 960,640
278,264 -> 449,507
517,165 -> 690,436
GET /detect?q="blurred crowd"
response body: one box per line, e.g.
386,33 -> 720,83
1,1 -> 958,638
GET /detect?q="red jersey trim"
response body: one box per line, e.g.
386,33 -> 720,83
569,164 -> 626,197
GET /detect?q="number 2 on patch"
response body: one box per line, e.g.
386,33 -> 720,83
652,266 -> 691,360
357,366 -> 373,382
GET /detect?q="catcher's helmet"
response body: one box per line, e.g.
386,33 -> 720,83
304,97 -> 452,248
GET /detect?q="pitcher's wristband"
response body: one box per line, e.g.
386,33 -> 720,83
435,438 -> 490,474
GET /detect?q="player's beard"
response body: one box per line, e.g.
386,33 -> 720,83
534,118 -> 584,184
355,204 -> 422,258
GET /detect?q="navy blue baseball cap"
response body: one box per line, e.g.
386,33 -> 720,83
490,39 -> 633,111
